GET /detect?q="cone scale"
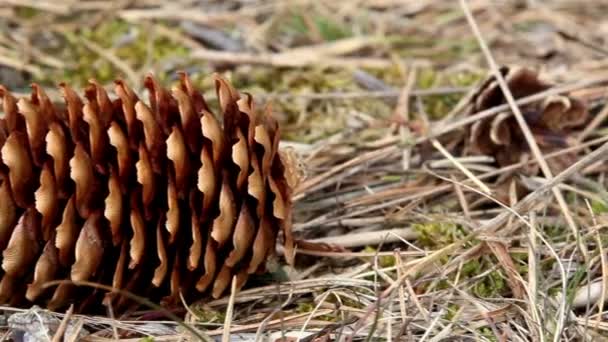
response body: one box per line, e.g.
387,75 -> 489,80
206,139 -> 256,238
0,73 -> 296,312
466,66 -> 588,171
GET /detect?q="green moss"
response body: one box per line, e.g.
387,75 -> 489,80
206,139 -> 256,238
297,297 -> 339,322
473,269 -> 507,298
417,68 -> 438,89
189,305 -> 224,323
415,67 -> 482,119
477,327 -> 499,342
461,259 -> 483,277
449,256 -> 510,298
296,301 -> 315,314
444,303 -> 460,320
542,224 -> 569,244
14,6 -> 38,19
511,252 -> 529,275
279,11 -> 352,44
363,246 -> 396,268
565,265 -> 588,305
341,296 -> 365,310
317,17 -> 352,41
413,222 -> 466,248
591,199 -> 608,214
38,20 -> 191,87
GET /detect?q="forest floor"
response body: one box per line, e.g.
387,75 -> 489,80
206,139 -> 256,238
3,0 -> 608,340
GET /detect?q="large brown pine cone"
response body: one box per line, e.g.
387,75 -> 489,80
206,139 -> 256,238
0,73 -> 298,313
466,66 -> 588,174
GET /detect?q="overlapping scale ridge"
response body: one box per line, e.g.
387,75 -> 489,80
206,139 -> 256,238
465,66 -> 588,174
0,73 -> 297,313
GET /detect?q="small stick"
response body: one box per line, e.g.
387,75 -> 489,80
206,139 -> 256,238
393,64 -> 418,170
306,227 -> 417,248
221,277 -> 238,342
527,213 -> 543,342
51,305 -> 74,342
452,175 -> 472,219
587,200 -> 607,330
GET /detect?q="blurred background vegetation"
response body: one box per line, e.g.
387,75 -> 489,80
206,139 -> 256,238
3,0 -> 605,144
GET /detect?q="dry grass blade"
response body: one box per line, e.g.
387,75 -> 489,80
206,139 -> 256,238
222,277 -> 237,342
481,136 -> 608,233
51,304 -> 74,342
527,213 -> 543,342
0,55 -> 43,79
431,138 -> 491,195
43,280 -> 213,342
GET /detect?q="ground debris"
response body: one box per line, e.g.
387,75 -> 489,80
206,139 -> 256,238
7,306 -> 88,342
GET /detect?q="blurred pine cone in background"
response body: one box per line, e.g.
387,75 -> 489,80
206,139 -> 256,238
465,67 -> 588,174
0,72 -> 298,313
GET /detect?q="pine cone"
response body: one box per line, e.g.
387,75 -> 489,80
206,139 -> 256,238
0,73 -> 298,312
466,66 -> 588,174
